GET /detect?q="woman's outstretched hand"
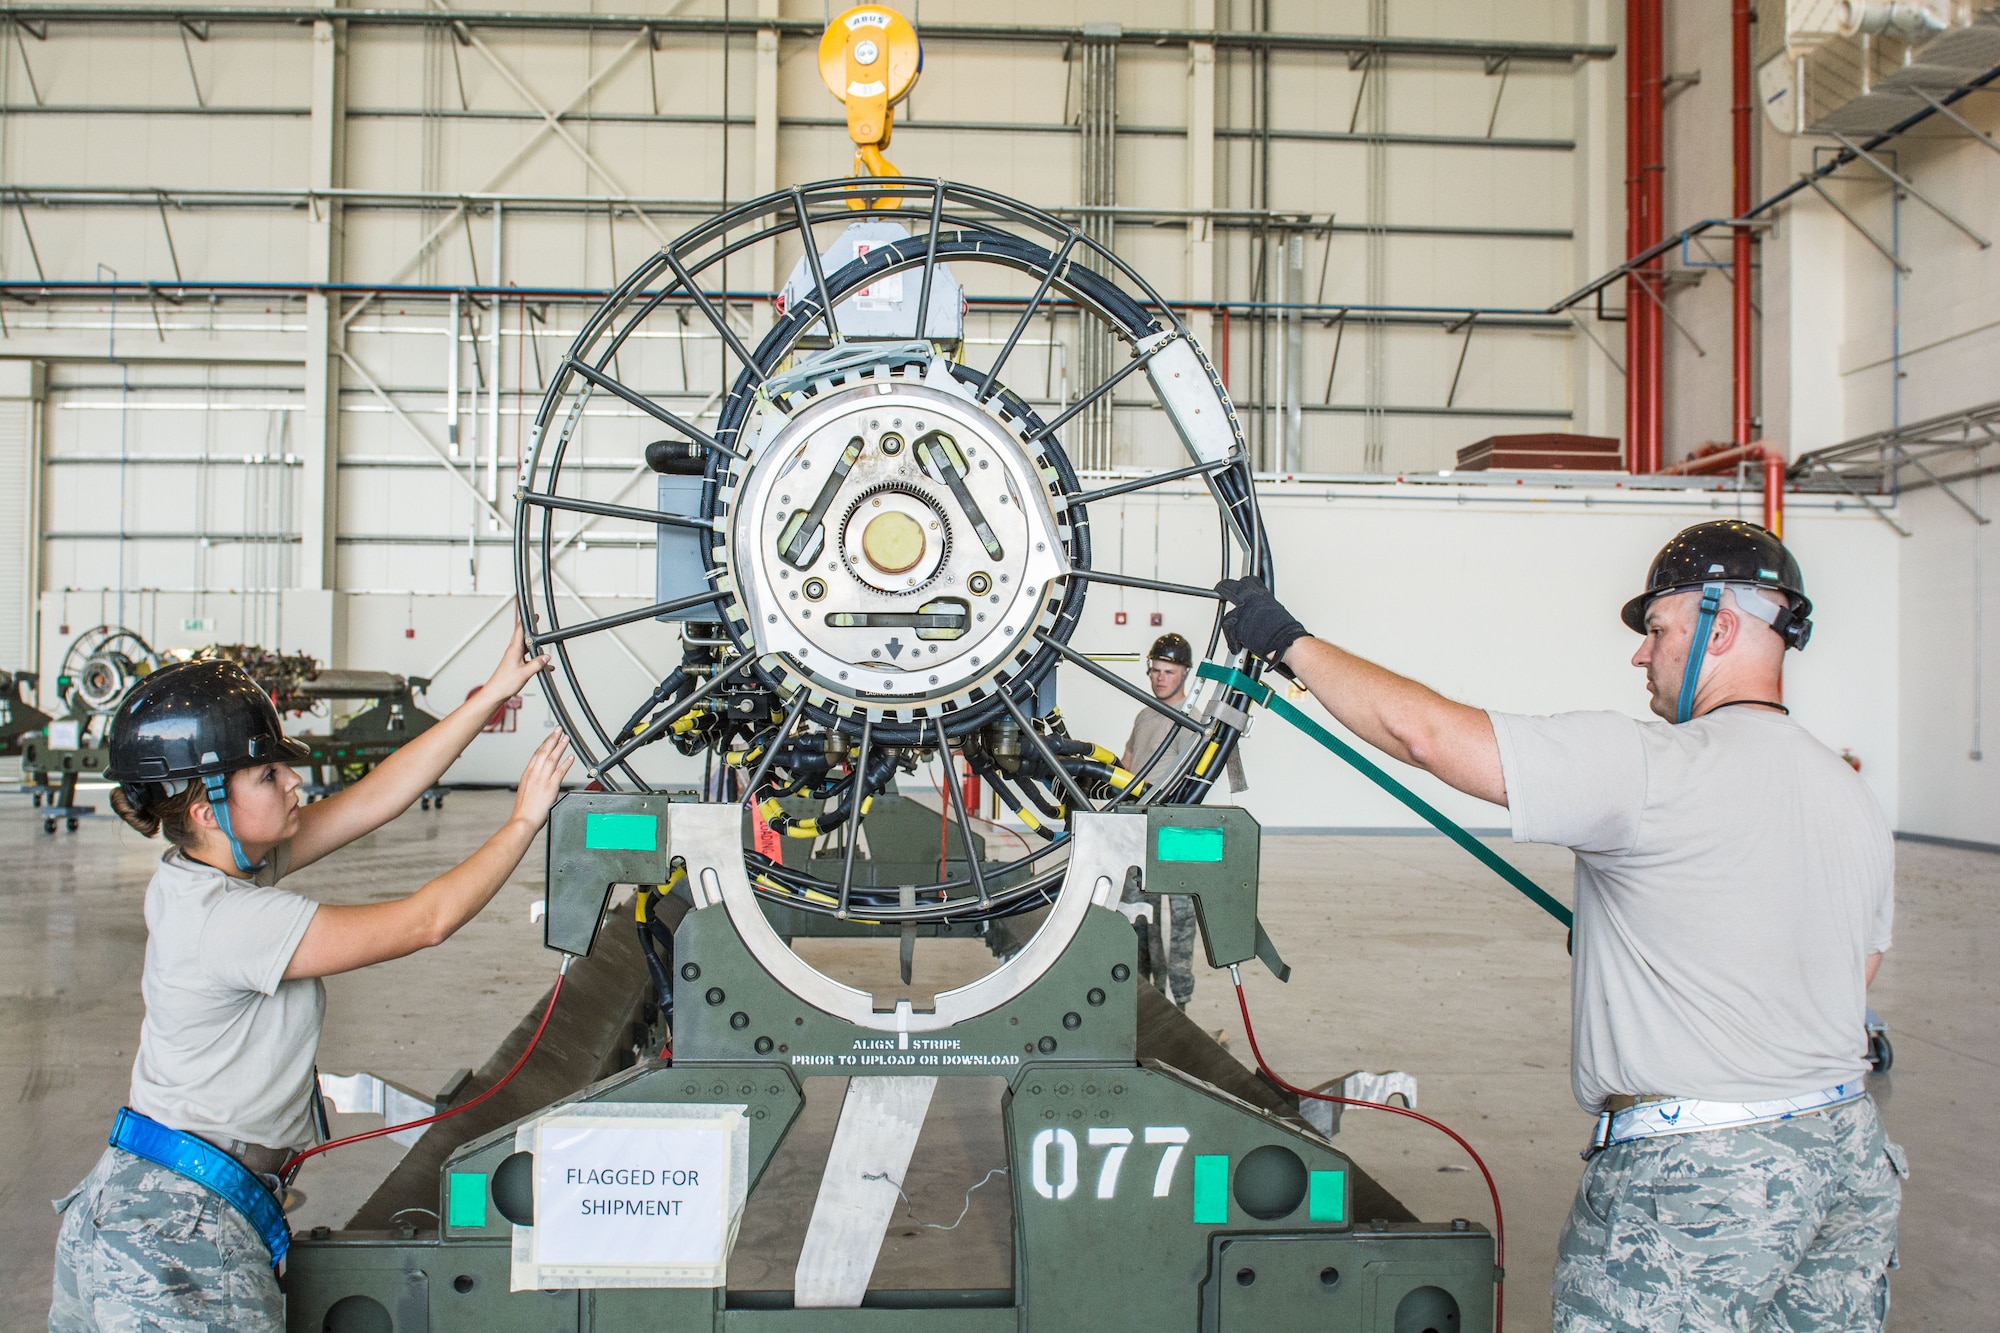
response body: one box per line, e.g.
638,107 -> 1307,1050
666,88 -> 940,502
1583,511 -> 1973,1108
482,619 -> 552,703
285,728 -> 579,981
511,730 -> 575,831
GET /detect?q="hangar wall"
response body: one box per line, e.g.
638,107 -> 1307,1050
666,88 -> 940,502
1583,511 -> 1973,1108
1790,46 -> 1997,847
1809,79 -> 2000,848
2,0 -> 1967,838
1896,482 -> 1996,845
2,0 -> 1630,788
1645,7 -> 2000,846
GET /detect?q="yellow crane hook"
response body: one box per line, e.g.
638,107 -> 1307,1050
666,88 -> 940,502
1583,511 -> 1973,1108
817,5 -> 922,209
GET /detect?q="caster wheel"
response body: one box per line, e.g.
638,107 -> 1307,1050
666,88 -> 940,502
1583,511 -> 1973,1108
67,818 -> 79,832
44,817 -> 56,834
420,797 -> 431,811
1867,1030 -> 1893,1075
32,792 -> 42,807
434,796 -> 445,810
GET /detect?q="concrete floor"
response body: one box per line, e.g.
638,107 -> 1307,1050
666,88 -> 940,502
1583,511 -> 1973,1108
2,787 -> 1990,1331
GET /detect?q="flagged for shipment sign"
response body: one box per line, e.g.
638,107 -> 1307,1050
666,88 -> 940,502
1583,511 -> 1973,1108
510,1103 -> 751,1289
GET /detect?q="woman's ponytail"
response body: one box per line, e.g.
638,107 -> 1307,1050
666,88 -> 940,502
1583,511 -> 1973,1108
110,783 -> 206,850
109,785 -> 161,836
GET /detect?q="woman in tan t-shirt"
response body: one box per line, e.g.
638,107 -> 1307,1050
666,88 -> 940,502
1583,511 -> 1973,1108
50,626 -> 570,1333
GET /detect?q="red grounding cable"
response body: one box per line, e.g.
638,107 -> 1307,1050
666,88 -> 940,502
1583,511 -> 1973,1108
281,970 -> 567,1179
1231,973 -> 1508,1333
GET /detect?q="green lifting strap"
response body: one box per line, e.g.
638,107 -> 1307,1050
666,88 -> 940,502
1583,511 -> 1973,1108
1196,662 -> 1574,931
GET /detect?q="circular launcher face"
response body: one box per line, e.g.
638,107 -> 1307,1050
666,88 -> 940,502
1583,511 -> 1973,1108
725,363 -> 1070,716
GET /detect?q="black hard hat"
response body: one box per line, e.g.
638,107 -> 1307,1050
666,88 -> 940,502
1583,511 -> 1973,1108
1147,632 -> 1193,668
1621,520 -> 1813,650
106,658 -> 312,799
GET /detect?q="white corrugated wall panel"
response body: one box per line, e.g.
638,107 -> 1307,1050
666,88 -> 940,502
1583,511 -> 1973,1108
0,370 -> 42,673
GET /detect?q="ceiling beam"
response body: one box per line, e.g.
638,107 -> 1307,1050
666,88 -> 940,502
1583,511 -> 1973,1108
0,8 -> 1616,63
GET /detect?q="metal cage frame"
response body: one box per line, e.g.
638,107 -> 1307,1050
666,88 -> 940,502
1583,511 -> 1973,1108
515,177 -> 1272,924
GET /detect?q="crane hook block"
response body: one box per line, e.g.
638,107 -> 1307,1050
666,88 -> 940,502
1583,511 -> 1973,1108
818,4 -> 922,172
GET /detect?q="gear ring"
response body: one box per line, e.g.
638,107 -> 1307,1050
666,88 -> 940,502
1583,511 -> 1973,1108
837,480 -> 953,595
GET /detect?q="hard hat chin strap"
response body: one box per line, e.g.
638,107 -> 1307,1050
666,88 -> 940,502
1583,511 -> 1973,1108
1675,581 -> 1727,724
200,773 -> 262,875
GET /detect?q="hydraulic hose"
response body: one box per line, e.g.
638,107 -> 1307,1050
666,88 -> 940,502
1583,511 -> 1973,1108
637,913 -> 672,1006
968,761 -> 1058,840
758,792 -> 876,840
614,669 -> 691,745
758,744 -> 898,840
1013,770 -> 1066,823
634,874 -> 681,1016
1063,756 -> 1144,802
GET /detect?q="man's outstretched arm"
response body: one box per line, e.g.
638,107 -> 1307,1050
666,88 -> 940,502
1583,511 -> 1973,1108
1281,636 -> 1506,805
1217,579 -> 1507,807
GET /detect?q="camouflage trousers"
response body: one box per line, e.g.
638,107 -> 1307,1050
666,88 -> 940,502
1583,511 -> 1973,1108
1129,891 -> 1197,1010
1553,1095 -> 1905,1333
49,1146 -> 285,1333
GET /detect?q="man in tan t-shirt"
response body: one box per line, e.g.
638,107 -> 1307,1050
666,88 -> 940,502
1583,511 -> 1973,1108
1120,631 -> 1245,1009
1120,631 -> 1247,797
1215,521 -> 1902,1333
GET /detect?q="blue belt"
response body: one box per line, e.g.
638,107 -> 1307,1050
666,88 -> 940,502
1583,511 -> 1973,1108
108,1107 -> 291,1266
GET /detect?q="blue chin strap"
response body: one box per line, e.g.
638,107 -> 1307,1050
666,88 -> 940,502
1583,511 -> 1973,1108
1674,581 -> 1727,724
200,772 -> 261,875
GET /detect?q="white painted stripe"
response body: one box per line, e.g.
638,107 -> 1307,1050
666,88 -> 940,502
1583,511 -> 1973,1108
793,1076 -> 938,1308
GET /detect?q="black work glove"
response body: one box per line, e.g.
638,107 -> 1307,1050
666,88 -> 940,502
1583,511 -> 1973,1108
1215,577 -> 1308,666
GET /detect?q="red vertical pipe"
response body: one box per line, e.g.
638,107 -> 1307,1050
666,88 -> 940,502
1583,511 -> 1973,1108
1623,0 -> 1664,473
1732,0 -> 1755,451
1623,0 -> 1644,473
1639,0 -> 1664,472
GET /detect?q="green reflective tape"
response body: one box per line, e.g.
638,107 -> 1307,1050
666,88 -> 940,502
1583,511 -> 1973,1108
1156,825 -> 1226,863
1192,1154 -> 1229,1224
585,811 -> 658,852
447,1171 -> 489,1228
1309,1169 -> 1346,1223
